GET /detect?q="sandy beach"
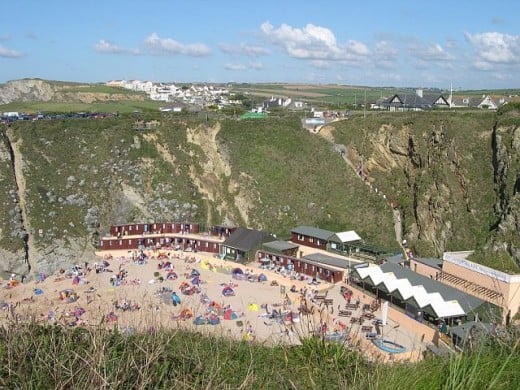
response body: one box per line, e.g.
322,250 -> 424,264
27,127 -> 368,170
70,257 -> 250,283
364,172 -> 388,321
1,249 -> 428,362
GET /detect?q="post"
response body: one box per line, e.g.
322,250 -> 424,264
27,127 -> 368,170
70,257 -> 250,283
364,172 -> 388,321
363,89 -> 367,118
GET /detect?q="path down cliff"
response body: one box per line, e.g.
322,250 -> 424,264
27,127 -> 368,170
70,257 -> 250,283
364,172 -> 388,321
5,127 -> 37,276
318,122 -> 406,254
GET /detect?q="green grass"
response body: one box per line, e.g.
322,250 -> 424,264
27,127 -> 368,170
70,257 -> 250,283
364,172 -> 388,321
0,323 -> 518,388
58,84 -> 145,95
218,116 -> 397,246
0,100 -> 163,114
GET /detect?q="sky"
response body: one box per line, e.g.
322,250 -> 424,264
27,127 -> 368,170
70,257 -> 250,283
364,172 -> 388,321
1,0 -> 519,89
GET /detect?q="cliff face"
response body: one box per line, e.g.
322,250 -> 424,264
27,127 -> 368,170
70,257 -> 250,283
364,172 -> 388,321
331,110 -> 520,271
0,79 -> 145,105
0,79 -> 57,104
2,93 -> 519,277
0,114 -> 396,279
478,107 -> 520,271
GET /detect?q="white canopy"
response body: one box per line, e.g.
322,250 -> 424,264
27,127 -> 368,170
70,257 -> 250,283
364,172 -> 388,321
355,265 -> 469,318
334,230 -> 362,243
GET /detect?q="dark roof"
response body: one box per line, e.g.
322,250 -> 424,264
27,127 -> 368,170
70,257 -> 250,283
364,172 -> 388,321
301,253 -> 347,270
449,321 -> 495,342
262,240 -> 299,252
384,254 -> 406,265
303,252 -> 358,270
291,225 -> 334,241
411,256 -> 443,270
379,262 -> 484,313
223,227 -> 273,252
381,93 -> 449,109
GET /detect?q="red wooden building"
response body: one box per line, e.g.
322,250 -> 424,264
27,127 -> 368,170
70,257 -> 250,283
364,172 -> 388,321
98,234 -> 221,253
290,226 -> 333,251
256,250 -> 346,284
110,222 -> 201,237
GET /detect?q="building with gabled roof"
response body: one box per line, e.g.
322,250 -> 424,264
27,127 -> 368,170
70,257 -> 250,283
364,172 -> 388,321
220,227 -> 274,261
351,262 -> 498,325
290,225 -> 334,250
381,89 -> 449,111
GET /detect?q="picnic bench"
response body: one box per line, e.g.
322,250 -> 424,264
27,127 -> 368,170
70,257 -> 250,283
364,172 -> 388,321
350,317 -> 359,323
323,298 -> 334,306
345,303 -> 359,310
315,291 -> 328,300
362,312 -> 375,320
361,325 -> 373,333
338,310 -> 352,317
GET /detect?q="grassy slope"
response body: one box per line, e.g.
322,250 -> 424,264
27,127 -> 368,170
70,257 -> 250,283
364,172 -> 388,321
8,117 -> 207,247
0,325 -> 518,389
218,117 -> 397,248
2,109 -> 517,269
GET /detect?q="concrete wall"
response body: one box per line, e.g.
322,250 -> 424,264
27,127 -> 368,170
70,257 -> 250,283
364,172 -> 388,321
410,259 -> 440,280
443,261 -> 520,319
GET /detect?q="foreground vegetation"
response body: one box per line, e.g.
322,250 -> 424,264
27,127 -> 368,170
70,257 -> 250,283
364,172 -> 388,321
0,323 -> 518,389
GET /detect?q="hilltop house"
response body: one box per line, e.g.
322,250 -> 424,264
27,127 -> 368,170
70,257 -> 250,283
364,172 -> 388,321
381,89 -> 449,111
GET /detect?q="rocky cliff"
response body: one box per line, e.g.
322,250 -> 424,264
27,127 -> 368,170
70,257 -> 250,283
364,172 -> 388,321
330,107 -> 520,272
0,114 -> 396,279
0,79 -> 144,105
1,85 -> 519,277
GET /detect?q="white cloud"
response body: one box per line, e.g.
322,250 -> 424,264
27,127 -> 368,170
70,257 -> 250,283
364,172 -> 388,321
219,43 -> 269,56
260,22 -> 369,61
224,63 -> 246,71
410,41 -> 453,61
145,33 -> 210,56
249,61 -> 265,70
310,60 -> 331,69
473,60 -> 493,71
94,39 -> 140,55
465,32 -> 520,64
374,40 -> 398,60
0,44 -> 22,58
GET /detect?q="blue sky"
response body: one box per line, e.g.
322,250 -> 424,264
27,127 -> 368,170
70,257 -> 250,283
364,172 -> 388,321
1,0 -> 519,89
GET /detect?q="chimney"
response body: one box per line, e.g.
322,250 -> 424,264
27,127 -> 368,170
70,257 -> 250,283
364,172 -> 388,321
416,88 -> 423,98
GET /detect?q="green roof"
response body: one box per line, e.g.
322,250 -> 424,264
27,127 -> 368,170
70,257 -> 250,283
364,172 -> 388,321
262,240 -> 299,252
303,253 -> 359,269
291,225 -> 334,241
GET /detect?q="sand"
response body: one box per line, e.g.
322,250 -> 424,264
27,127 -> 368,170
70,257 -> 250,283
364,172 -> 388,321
0,249 -> 333,346
1,249 -> 428,362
